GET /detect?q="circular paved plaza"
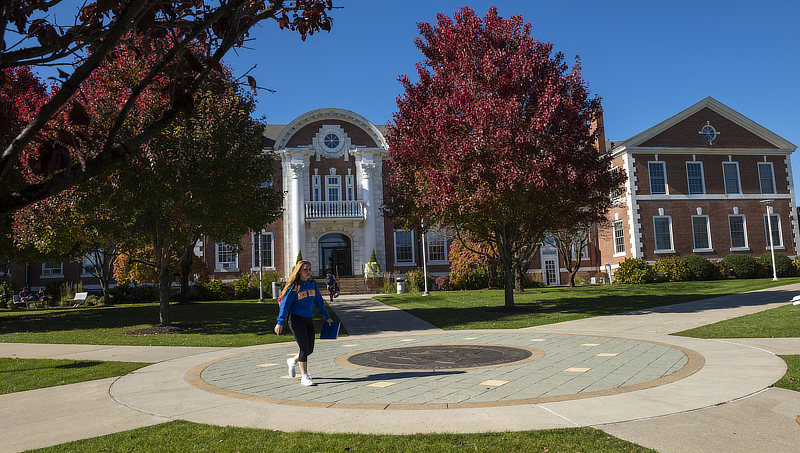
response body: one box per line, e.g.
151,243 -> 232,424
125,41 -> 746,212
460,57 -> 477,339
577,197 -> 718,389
188,332 -> 704,409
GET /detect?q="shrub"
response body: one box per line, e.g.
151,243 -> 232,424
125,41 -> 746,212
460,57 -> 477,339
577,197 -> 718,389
109,283 -> 136,303
382,278 -> 396,294
653,256 -> 691,282
197,278 -> 226,301
723,254 -> 758,279
404,269 -> 435,292
712,260 -> 732,279
758,253 -> 795,278
0,280 -> 17,309
132,284 -> 159,303
793,256 -> 800,276
613,258 -> 655,284
436,275 -> 451,291
680,255 -> 716,280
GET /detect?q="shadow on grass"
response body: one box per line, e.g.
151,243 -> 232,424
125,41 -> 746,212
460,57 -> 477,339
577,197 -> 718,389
0,302 -> 276,337
380,282 -> 800,330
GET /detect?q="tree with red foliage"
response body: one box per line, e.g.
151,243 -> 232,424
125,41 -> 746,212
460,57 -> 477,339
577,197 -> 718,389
384,7 -> 625,308
0,0 -> 335,214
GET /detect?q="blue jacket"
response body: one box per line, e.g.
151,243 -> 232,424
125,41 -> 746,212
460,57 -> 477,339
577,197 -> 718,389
276,280 -> 330,325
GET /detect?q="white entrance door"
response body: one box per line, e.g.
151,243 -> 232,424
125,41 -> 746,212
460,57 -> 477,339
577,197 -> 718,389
541,251 -> 560,286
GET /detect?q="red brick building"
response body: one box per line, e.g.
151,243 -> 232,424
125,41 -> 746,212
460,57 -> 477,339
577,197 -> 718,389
599,97 -> 798,272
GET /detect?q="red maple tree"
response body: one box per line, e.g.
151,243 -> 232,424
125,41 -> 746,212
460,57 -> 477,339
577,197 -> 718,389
0,0 -> 335,213
384,7 -> 625,308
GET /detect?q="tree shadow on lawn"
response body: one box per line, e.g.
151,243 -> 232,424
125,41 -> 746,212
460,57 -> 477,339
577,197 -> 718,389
0,302 -> 277,336
396,286 -> 800,330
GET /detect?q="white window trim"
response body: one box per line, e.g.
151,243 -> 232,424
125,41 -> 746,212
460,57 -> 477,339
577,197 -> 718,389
216,243 -> 239,272
758,162 -> 776,195
251,232 -> 275,270
312,175 -> 321,202
346,175 -> 355,201
393,230 -> 415,266
81,253 -> 103,277
612,220 -> 625,256
653,216 -> 675,254
648,161 -> 668,195
763,214 -> 784,250
686,161 -> 706,195
722,162 -> 741,195
691,215 -> 713,252
728,214 -> 749,251
610,166 -> 623,202
326,175 -> 341,202
42,262 -> 63,278
426,229 -> 448,264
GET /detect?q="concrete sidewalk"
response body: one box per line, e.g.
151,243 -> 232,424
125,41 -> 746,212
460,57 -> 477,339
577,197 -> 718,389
2,288 -> 800,452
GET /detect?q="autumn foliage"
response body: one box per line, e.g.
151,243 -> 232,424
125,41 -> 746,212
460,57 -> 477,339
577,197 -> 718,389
0,0 -> 335,213
384,7 -> 625,307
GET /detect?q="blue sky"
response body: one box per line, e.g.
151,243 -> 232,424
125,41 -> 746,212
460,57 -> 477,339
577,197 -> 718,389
228,1 -> 798,188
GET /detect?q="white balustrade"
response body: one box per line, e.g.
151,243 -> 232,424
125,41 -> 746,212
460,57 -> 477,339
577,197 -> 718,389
305,201 -> 366,220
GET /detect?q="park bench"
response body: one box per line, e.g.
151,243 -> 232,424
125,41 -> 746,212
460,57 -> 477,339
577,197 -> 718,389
68,292 -> 89,308
12,295 -> 35,310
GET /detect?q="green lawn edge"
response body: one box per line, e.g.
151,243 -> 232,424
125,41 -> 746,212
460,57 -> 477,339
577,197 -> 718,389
30,420 -> 658,453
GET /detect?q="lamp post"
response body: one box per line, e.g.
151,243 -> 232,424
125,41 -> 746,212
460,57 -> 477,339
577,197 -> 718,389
257,234 -> 266,303
421,228 -> 430,296
760,200 -> 778,281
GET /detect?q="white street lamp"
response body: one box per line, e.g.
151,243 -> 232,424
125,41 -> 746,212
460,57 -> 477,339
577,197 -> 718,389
760,200 -> 778,281
422,228 -> 430,296
257,234 -> 266,303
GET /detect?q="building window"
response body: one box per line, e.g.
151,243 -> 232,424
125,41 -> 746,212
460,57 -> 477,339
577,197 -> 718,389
653,216 -> 673,252
648,162 -> 666,195
610,166 -> 623,201
346,175 -> 354,201
686,162 -> 705,194
691,216 -> 711,250
729,215 -> 748,249
326,176 -> 341,202
253,233 -> 274,268
42,262 -> 63,276
0,261 -> 8,276
613,220 -> 625,254
394,230 -> 414,264
764,214 -> 782,248
312,175 -> 320,202
82,253 -> 102,276
217,243 -> 237,270
758,162 -> 776,194
722,162 -> 741,194
427,229 -> 447,263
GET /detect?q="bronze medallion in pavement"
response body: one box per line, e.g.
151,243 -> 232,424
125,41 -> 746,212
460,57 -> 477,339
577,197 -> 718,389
344,344 -> 542,371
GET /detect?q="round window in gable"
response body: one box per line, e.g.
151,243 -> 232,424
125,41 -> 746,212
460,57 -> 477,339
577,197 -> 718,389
699,122 -> 719,145
324,133 -> 340,149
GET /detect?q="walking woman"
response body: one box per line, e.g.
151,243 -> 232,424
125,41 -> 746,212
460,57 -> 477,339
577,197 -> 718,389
274,260 -> 332,386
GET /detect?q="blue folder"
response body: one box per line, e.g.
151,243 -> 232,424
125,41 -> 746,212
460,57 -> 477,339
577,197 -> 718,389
320,321 -> 341,340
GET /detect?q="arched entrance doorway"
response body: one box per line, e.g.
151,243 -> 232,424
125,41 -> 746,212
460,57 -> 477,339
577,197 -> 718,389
318,233 -> 352,277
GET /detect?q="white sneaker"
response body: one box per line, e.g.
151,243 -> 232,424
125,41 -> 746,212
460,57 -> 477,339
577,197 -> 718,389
287,358 -> 296,378
301,373 -> 314,386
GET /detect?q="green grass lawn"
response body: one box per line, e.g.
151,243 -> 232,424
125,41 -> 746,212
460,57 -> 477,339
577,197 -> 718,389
376,278 -> 800,330
0,357 -> 150,394
673,303 -> 800,338
0,300 -> 343,346
31,420 -> 658,453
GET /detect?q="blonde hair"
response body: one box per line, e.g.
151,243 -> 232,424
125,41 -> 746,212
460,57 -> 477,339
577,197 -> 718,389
280,260 -> 312,301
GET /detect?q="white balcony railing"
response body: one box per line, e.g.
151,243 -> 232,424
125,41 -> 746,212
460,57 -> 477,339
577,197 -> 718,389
305,201 -> 366,220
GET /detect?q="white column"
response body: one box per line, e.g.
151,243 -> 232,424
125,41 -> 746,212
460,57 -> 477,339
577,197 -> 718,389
361,162 -> 376,269
290,161 -> 306,262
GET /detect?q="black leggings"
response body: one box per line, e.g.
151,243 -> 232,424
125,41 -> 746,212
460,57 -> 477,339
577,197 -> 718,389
287,313 -> 315,362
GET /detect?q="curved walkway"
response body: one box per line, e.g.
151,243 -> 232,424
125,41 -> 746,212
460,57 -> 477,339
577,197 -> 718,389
2,284 -> 800,453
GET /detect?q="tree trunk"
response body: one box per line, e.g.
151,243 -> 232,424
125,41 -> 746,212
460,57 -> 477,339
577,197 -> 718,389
502,256 -> 515,308
513,263 -> 525,293
178,248 -> 193,304
568,268 -> 579,288
158,262 -> 171,326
